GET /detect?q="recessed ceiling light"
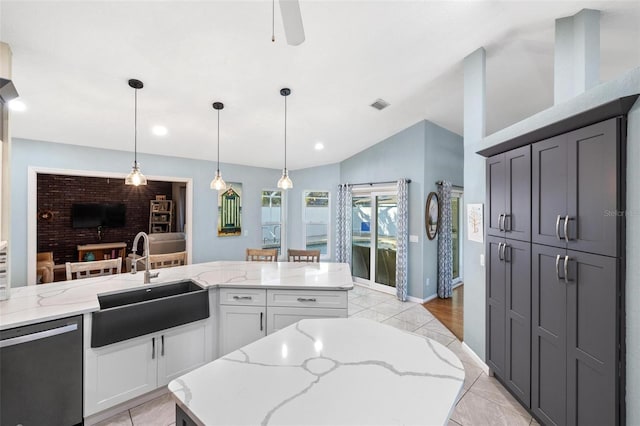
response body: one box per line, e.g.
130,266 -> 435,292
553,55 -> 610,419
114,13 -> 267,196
8,99 -> 26,112
151,125 -> 168,136
314,142 -> 324,151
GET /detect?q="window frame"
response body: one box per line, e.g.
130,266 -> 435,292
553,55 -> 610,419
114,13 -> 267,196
301,189 -> 331,260
261,189 -> 286,259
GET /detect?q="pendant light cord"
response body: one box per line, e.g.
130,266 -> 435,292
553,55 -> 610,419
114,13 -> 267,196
284,94 -> 287,170
217,109 -> 221,172
134,88 -> 138,166
272,0 -> 275,42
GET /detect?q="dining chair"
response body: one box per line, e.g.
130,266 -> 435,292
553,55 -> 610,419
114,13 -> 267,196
65,258 -> 122,280
287,249 -> 320,263
246,248 -> 278,262
37,251 -> 55,283
149,251 -> 187,269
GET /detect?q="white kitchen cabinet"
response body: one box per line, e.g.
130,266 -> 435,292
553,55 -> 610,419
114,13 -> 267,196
266,306 -> 347,334
85,319 -> 210,416
218,305 -> 266,356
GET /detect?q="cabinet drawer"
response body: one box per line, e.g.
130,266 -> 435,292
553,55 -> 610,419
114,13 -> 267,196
266,306 -> 347,335
267,290 -> 347,309
219,288 -> 266,306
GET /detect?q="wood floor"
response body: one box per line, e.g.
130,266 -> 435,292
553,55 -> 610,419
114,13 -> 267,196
423,285 -> 464,340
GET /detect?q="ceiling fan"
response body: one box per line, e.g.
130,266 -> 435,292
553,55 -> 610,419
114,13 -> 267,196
272,0 -> 305,46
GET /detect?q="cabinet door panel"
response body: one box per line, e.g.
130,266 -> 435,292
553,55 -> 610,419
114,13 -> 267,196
486,236 -> 506,376
566,251 -> 618,426
487,154 -> 506,237
504,239 -> 531,406
532,135 -> 568,248
85,336 -> 157,416
266,307 -> 347,335
158,321 -> 209,386
567,118 -> 619,256
505,146 -> 531,241
532,244 -> 566,426
218,305 -> 266,356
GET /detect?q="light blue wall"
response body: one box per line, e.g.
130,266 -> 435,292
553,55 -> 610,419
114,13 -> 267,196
423,122 -> 464,297
339,120 -> 463,300
10,138 -> 336,285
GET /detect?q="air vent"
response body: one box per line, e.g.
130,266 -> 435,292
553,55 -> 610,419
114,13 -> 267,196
370,98 -> 390,110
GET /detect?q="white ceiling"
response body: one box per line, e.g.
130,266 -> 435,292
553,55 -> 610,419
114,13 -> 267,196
1,1 -> 639,170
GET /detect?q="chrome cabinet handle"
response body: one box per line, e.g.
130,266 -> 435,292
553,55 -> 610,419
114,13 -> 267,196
498,214 -> 505,231
233,295 -> 253,301
498,243 -> 503,261
555,255 -> 564,280
260,312 -> 264,331
503,214 -> 511,232
297,297 -> 317,302
503,244 -> 510,263
564,256 -> 572,284
161,335 -> 165,357
152,337 -> 156,360
555,215 -> 563,240
564,215 -> 574,243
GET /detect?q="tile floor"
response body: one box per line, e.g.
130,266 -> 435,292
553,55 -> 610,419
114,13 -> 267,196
96,284 -> 538,426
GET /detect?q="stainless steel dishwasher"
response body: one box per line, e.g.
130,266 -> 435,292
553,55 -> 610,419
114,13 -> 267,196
0,315 -> 83,425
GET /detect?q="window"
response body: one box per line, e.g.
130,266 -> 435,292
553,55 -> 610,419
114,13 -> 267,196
261,190 -> 282,254
303,191 -> 330,258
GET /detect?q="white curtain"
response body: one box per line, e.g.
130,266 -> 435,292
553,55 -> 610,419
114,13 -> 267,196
395,179 -> 409,301
336,184 -> 352,265
437,181 -> 453,298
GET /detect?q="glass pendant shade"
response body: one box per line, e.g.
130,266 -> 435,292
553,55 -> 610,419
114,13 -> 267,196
125,162 -> 147,186
277,168 -> 293,189
210,170 -> 227,190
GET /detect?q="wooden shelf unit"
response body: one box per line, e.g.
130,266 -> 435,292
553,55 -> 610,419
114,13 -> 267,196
77,242 -> 127,263
149,200 -> 173,234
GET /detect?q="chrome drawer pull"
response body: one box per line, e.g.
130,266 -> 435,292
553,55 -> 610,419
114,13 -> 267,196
555,255 -> 564,281
564,215 -> 574,243
503,214 -> 511,232
564,256 -> 572,284
297,297 -> 317,302
498,214 -> 505,231
233,295 -> 253,301
555,215 -> 563,240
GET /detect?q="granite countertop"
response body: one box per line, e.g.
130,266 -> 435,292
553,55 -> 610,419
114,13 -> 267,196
169,318 -> 465,426
0,261 -> 353,330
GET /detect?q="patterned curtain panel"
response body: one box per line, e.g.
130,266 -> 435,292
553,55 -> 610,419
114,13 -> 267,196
335,184 -> 353,266
437,181 -> 453,298
395,179 -> 409,301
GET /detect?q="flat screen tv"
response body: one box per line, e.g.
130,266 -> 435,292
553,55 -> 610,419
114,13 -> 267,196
72,203 -> 126,228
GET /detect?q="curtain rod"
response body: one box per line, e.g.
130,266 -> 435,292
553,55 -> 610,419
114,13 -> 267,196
348,179 -> 411,187
436,181 -> 463,190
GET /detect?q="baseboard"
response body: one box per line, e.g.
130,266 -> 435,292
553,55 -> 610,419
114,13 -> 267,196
353,282 -> 431,303
84,387 -> 168,425
461,341 -> 491,375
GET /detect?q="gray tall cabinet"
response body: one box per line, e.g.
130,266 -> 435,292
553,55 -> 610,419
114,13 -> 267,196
480,96 -> 637,426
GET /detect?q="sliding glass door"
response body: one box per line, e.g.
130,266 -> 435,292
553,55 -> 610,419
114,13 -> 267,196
352,188 -> 398,293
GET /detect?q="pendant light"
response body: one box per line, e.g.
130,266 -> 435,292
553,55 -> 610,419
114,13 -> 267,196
124,79 -> 147,186
277,88 -> 293,190
210,102 -> 227,191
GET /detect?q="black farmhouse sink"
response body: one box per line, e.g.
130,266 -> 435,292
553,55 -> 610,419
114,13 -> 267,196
91,280 -> 209,347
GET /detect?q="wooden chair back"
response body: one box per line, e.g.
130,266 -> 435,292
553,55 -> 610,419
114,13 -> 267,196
65,258 -> 122,280
37,251 -> 54,284
149,251 -> 187,269
246,248 -> 278,262
287,249 -> 320,263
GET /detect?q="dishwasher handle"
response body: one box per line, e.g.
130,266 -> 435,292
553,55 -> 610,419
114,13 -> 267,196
0,323 -> 78,349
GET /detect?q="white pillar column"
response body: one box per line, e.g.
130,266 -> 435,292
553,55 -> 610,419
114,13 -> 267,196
554,9 -> 600,104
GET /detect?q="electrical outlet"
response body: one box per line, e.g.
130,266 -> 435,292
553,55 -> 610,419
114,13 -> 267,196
480,254 -> 485,267
243,230 -> 248,236
409,235 -> 419,243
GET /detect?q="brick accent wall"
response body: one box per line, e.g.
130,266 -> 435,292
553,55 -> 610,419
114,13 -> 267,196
37,174 -> 174,265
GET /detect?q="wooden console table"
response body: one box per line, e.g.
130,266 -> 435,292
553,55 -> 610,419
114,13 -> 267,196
77,242 -> 127,262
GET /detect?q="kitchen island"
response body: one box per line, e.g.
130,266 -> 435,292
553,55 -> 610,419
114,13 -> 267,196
169,318 -> 465,426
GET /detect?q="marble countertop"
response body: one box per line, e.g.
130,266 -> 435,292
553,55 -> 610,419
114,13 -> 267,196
0,261 -> 353,330
169,318 -> 465,426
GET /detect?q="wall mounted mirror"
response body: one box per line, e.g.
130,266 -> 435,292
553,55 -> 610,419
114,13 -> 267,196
425,192 -> 439,240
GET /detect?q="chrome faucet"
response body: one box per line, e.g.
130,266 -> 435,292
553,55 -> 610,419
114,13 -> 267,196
131,231 -> 160,284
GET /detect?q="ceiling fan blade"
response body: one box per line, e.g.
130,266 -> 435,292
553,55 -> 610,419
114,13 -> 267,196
279,0 -> 305,46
